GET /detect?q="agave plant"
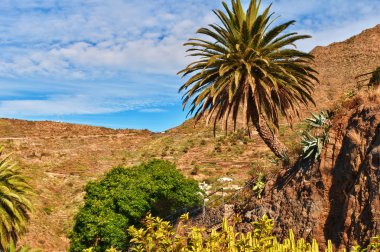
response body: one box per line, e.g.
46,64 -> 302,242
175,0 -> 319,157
301,134 -> 323,160
301,111 -> 331,160
304,111 -> 331,129
0,147 -> 32,250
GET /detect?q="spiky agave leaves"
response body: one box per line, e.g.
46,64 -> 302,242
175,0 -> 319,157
304,111 -> 331,129
301,133 -> 324,160
0,147 -> 32,250
301,111 -> 332,160
178,0 -> 318,132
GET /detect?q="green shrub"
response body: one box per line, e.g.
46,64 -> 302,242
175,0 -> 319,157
252,173 -> 266,199
124,214 -> 379,252
69,160 -> 202,252
129,214 -> 315,251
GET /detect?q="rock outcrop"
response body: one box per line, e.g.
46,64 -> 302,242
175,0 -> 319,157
311,24 -> 380,111
241,91 -> 380,249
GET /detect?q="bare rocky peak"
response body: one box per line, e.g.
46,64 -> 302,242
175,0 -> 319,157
311,24 -> 380,110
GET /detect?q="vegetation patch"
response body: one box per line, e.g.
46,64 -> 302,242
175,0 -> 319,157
69,160 -> 202,252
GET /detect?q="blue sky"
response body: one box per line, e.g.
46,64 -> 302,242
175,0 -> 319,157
0,0 -> 379,132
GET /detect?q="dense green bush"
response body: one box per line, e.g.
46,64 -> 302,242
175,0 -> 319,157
69,160 -> 202,252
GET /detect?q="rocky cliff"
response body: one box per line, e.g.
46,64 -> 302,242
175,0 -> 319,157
241,89 -> 380,249
311,24 -> 380,111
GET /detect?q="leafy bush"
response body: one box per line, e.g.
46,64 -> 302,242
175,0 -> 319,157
129,215 -> 332,252
252,173 -> 266,199
69,160 -> 202,252
124,214 -> 379,252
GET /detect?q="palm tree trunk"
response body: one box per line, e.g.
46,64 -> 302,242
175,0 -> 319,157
251,113 -> 288,160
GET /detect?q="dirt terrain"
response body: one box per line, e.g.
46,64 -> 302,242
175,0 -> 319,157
311,24 -> 380,111
0,24 -> 378,251
0,118 -> 276,251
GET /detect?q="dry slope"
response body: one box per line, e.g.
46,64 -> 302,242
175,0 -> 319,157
0,24 -> 378,251
311,24 -> 380,110
241,89 -> 380,249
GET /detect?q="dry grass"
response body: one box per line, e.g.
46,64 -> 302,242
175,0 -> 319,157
365,86 -> 380,103
2,86 -> 377,251
2,27 -> 378,250
0,118 -> 285,251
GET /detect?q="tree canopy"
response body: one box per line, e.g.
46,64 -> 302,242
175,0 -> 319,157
179,0 -> 318,159
69,160 -> 202,252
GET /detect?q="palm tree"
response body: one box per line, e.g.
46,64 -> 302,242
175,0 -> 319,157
0,147 -> 32,250
178,0 -> 318,160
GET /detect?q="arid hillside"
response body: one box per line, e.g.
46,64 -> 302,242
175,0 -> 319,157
0,119 -> 154,250
240,87 -> 380,250
311,24 -> 380,110
0,24 -> 378,251
0,118 -> 280,251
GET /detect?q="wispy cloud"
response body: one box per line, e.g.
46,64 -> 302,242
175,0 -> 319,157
0,0 -> 218,78
269,0 -> 380,50
139,108 -> 167,113
0,0 -> 378,124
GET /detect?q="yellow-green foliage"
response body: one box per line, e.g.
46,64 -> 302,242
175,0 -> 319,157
127,214 -> 327,252
124,214 -> 380,252
0,147 -> 33,251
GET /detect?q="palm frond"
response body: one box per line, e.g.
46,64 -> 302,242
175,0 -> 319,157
0,147 -> 32,251
178,0 -> 317,130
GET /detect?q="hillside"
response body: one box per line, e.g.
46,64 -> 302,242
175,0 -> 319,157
0,24 -> 379,251
0,118 -> 282,251
311,24 -> 380,110
240,87 -> 380,249
0,119 -> 154,250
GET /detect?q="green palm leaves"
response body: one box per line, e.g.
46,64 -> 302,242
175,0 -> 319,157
179,0 -> 318,159
0,147 -> 32,250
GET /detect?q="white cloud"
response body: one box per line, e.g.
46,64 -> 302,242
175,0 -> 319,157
0,95 -> 113,116
0,0 -> 217,78
268,0 -> 380,51
0,92 -> 172,117
139,108 -> 167,113
0,0 -> 378,118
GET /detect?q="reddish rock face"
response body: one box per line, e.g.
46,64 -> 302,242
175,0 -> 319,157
241,94 -> 380,249
311,24 -> 380,112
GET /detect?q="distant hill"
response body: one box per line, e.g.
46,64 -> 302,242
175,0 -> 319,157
0,24 -> 378,251
311,24 -> 380,110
